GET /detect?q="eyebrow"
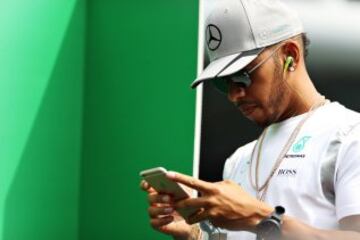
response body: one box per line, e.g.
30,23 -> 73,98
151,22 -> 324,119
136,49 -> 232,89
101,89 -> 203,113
246,56 -> 263,70
245,61 -> 258,71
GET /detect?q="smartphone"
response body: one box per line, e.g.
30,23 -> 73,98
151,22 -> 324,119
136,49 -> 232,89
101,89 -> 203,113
140,167 -> 198,220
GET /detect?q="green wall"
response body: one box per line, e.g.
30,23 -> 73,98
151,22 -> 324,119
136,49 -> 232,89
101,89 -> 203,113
0,0 -> 85,239
81,1 -> 198,239
0,0 -> 197,239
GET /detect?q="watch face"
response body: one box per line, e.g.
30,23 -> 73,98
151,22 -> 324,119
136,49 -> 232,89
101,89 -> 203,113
257,220 -> 281,240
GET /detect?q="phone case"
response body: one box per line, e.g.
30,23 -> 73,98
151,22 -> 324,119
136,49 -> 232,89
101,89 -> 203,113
140,167 -> 198,219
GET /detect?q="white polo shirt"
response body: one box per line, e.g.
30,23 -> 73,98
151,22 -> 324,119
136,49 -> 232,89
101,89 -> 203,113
201,102 -> 360,240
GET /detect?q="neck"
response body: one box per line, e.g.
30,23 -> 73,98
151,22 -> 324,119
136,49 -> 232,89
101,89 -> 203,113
279,73 -> 324,122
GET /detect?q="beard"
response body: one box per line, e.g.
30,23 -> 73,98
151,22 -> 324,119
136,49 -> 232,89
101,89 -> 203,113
261,58 -> 291,127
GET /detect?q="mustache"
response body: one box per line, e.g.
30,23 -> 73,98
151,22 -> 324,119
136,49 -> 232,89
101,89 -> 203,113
233,101 -> 258,108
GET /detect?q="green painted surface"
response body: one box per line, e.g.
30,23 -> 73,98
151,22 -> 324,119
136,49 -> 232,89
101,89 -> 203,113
0,0 -> 84,239
80,0 -> 198,239
0,0 -> 197,239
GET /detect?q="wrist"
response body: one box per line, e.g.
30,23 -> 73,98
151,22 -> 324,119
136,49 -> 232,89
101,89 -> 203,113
189,224 -> 202,240
173,224 -> 202,240
250,203 -> 274,232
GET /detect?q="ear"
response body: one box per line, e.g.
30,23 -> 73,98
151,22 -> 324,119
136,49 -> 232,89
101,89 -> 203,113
281,40 -> 302,68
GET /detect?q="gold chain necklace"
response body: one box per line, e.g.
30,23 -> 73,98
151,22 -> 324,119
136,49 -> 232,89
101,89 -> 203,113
249,97 -> 328,201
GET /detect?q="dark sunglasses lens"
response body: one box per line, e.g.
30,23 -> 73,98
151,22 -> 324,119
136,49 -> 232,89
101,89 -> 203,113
211,78 -> 229,94
211,72 -> 251,94
231,72 -> 252,87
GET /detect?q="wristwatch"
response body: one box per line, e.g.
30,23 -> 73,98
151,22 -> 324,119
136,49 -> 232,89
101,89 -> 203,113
256,206 -> 285,240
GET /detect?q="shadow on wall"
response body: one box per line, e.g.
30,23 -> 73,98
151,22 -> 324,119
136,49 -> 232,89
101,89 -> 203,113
2,2 -> 83,239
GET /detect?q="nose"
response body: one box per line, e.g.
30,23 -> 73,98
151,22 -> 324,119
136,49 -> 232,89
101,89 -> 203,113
227,84 -> 246,103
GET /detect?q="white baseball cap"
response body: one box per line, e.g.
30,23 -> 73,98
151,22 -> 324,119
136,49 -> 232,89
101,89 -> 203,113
191,0 -> 304,89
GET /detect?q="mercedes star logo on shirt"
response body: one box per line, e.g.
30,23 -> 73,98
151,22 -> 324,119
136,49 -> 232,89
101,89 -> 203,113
206,24 -> 222,51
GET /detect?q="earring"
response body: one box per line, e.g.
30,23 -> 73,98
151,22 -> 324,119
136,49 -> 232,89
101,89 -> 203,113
289,66 -> 295,72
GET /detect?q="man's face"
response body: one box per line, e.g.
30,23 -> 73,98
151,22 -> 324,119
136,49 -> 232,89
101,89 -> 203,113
227,47 -> 290,127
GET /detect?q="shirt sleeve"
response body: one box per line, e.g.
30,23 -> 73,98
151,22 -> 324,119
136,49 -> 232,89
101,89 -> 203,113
223,140 -> 256,180
223,154 -> 237,180
335,124 -> 360,221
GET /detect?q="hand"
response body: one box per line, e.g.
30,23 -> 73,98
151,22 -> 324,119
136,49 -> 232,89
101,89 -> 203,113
140,180 -> 194,239
167,172 -> 273,231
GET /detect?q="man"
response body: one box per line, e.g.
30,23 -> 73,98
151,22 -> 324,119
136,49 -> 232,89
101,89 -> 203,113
141,0 -> 360,239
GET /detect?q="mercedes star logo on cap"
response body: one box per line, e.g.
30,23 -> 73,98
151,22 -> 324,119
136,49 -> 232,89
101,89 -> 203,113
206,24 -> 222,51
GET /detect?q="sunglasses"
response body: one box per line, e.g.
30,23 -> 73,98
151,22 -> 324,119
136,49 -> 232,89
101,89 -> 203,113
212,71 -> 252,93
211,44 -> 284,94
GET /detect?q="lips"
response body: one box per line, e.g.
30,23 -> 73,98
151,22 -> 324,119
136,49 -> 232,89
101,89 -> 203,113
239,104 -> 257,116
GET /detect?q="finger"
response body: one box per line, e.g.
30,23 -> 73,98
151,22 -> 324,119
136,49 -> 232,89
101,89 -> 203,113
140,180 -> 149,190
166,171 -> 214,193
148,206 -> 174,218
150,215 -> 174,229
175,197 -> 210,209
186,208 -> 209,225
140,180 -> 156,193
148,193 -> 172,205
179,183 -> 195,197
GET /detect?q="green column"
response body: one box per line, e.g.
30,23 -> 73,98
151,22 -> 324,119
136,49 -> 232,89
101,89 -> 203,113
0,0 -> 85,239
0,0 -> 198,239
80,0 -> 198,239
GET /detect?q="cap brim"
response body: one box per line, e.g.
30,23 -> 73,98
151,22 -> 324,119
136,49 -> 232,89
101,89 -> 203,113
191,48 -> 264,89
